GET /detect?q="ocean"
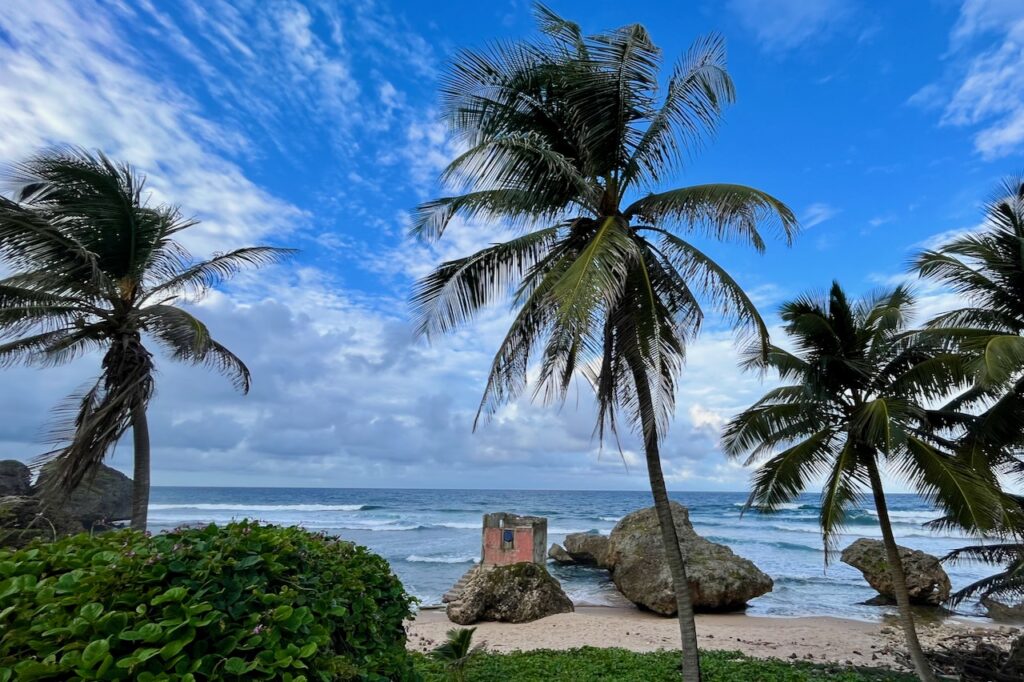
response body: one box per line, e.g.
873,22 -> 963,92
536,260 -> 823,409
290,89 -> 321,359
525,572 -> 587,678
148,487 -> 994,621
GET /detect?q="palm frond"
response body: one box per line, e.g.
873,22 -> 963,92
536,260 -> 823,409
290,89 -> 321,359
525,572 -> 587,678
624,184 -> 797,251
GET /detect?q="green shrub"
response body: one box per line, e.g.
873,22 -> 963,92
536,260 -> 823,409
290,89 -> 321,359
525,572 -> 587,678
412,648 -> 915,681
0,521 -> 417,681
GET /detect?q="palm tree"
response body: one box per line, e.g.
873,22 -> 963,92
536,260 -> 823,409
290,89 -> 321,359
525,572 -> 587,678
430,627 -> 482,682
410,6 -> 796,679
914,177 -> 1024,482
722,282 -> 1003,682
914,178 -> 1024,633
0,147 -> 293,530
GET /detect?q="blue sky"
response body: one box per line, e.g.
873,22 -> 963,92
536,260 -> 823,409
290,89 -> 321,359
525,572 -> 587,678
1,0 -> 1022,490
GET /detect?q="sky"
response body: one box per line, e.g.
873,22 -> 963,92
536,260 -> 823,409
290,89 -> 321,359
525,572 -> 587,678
0,0 -> 1022,491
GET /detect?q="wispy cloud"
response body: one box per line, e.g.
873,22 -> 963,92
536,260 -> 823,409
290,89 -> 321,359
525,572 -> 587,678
911,0 -> 1024,159
0,0 -> 304,254
802,202 -> 840,228
726,0 -> 856,52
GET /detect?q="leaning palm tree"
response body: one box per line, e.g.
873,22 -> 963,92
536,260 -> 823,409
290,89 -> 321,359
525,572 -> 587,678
0,147 -> 293,530
722,282 -> 1004,682
410,6 -> 795,679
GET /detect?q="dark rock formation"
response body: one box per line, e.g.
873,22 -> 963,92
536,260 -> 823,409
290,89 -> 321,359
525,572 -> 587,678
606,502 -> 773,614
0,496 -> 84,548
982,596 -> 1024,623
447,563 -> 574,624
0,460 -> 31,496
840,538 -> 951,606
34,462 -> 133,528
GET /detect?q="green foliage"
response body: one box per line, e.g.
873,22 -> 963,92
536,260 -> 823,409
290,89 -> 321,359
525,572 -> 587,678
0,147 -> 293,502
0,521 -> 417,681
412,648 -> 914,682
410,4 -> 796,445
430,627 -> 481,682
722,281 -> 1003,554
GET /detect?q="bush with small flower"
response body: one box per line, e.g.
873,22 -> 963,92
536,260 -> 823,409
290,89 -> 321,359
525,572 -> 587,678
0,521 -> 417,681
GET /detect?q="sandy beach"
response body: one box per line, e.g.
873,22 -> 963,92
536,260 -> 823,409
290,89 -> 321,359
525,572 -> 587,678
408,607 -> 1021,672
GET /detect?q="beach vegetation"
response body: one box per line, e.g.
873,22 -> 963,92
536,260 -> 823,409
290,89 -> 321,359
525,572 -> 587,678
430,627 -> 483,682
410,5 -> 795,679
412,647 -> 916,681
722,282 -> 1005,682
0,148 -> 293,529
0,521 -> 417,681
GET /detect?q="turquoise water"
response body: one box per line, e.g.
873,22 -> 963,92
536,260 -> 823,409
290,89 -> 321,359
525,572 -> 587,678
148,487 -> 994,621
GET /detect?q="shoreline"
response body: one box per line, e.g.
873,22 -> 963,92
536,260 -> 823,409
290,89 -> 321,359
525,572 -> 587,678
408,606 -> 1020,671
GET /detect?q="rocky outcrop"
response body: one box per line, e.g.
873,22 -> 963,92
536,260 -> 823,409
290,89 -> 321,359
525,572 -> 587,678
606,502 -> 773,614
840,538 -> 951,606
0,460 -> 31,496
548,543 -> 574,564
0,496 -> 84,549
447,563 -> 574,624
35,462 -> 133,527
982,597 -> 1024,623
563,533 -> 612,568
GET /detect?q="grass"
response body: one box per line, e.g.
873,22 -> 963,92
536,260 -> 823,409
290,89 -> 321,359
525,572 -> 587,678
412,647 -> 916,681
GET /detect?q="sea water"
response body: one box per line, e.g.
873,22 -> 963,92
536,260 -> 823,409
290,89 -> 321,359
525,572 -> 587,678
148,488 -> 995,621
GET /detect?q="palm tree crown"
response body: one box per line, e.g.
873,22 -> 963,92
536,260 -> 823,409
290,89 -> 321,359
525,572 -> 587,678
915,177 -> 1024,478
412,5 -> 796,440
0,148 -> 292,505
722,282 -> 998,552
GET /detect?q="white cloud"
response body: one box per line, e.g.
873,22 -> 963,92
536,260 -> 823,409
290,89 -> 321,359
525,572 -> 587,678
802,202 -> 839,228
0,0 -> 794,492
0,0 -> 304,254
918,0 -> 1024,159
727,0 -> 855,52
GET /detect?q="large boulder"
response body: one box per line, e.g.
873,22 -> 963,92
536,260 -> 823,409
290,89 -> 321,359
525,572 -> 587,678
606,502 -> 773,614
0,460 -> 32,496
547,543 -> 574,564
447,563 -> 574,625
34,462 -> 133,528
563,532 -> 612,568
982,597 -> 1024,623
840,538 -> 951,606
0,496 -> 84,549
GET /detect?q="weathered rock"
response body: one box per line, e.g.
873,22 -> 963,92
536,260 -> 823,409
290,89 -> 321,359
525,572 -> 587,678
548,543 -> 574,564
447,563 -> 574,624
563,532 -> 612,568
34,462 -> 133,527
0,496 -> 84,548
982,596 -> 1024,623
0,460 -> 31,496
606,502 -> 773,614
840,538 -> 951,606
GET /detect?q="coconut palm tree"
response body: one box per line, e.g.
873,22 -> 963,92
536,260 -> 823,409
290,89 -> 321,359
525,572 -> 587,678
914,177 -> 1024,481
722,282 -> 1004,682
914,178 -> 1024,633
0,147 -> 293,530
410,6 -> 796,679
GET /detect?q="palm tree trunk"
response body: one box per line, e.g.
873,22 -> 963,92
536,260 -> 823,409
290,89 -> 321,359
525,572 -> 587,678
866,461 -> 935,682
130,405 -> 150,531
630,361 -> 702,682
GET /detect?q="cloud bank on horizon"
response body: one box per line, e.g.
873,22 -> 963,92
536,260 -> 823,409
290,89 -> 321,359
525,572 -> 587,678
0,0 -> 1021,491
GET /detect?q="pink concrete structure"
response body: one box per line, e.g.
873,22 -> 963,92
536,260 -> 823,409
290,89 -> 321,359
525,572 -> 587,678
480,512 -> 547,566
